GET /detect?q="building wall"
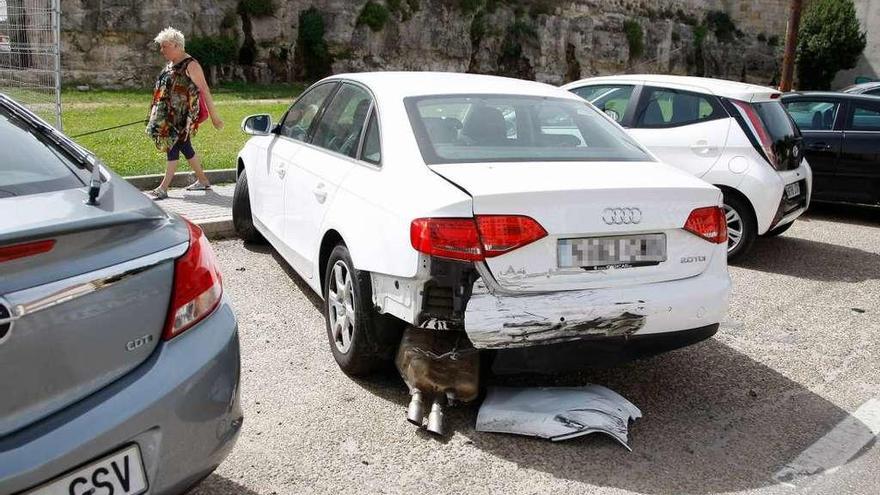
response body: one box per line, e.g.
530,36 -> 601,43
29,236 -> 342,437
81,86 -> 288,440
833,0 -> 880,88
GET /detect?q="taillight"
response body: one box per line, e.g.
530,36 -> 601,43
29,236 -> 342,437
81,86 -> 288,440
731,99 -> 779,170
475,215 -> 548,257
684,207 -> 728,244
163,220 -> 223,340
0,239 -> 55,263
410,215 -> 547,262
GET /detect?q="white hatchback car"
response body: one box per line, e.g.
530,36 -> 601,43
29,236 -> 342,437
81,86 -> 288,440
234,72 -> 730,375
562,75 -> 813,260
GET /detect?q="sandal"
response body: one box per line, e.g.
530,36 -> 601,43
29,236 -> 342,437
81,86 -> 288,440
149,187 -> 168,200
185,181 -> 211,191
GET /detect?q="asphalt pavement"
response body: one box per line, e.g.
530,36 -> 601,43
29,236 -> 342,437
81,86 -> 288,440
190,203 -> 880,495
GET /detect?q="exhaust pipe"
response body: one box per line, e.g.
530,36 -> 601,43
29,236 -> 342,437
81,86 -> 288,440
426,396 -> 447,435
395,327 -> 480,437
407,390 -> 426,426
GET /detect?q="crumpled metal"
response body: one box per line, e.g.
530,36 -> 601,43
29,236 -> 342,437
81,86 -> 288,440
475,385 -> 642,449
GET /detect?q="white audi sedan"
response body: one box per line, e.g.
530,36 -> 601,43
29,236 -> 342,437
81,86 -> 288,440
234,72 -> 731,376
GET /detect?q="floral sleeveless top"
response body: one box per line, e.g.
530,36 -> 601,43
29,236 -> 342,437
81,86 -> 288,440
146,57 -> 200,152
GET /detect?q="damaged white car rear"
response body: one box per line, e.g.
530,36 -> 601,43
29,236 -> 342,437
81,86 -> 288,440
234,72 -> 731,434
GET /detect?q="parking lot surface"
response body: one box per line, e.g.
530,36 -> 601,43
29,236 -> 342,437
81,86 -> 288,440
191,204 -> 879,495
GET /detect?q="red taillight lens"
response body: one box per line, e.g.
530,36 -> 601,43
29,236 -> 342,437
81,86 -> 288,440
475,215 -> 548,257
684,206 -> 728,244
163,220 -> 223,340
731,99 -> 778,169
410,215 -> 547,262
410,218 -> 483,261
0,239 -> 55,263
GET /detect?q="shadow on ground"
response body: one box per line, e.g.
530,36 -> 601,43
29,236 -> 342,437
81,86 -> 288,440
734,235 -> 880,282
188,474 -> 262,495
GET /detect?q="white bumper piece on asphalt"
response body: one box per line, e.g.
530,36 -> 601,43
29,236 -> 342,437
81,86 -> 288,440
476,386 -> 642,449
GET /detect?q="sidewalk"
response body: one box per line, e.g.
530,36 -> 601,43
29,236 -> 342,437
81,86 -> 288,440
146,183 -> 236,239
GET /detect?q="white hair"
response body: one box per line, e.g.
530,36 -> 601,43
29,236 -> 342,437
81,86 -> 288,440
153,27 -> 185,49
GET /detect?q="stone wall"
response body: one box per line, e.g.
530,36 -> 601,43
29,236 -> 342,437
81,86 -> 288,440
58,0 -> 792,88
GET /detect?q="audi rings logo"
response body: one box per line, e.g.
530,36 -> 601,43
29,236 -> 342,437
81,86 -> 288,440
602,207 -> 642,225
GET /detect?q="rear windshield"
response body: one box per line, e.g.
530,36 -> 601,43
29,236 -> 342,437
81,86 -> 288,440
752,101 -> 797,142
0,107 -> 84,198
404,94 -> 652,165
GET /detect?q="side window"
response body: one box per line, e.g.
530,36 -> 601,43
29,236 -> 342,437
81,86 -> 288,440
783,100 -> 839,131
865,88 -> 880,97
634,87 -> 726,128
570,84 -> 634,123
311,83 -> 373,157
278,83 -> 336,141
848,102 -> 880,131
360,111 -> 381,165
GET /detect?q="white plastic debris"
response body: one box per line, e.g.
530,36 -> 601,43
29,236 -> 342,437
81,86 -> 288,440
475,385 -> 642,449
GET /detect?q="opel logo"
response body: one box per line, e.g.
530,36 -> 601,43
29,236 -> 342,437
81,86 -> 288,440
0,299 -> 12,343
602,207 -> 642,225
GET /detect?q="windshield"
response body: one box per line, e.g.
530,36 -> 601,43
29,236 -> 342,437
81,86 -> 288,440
404,94 -> 652,165
0,107 -> 84,198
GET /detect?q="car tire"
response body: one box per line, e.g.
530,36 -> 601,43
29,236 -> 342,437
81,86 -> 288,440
763,221 -> 794,237
323,244 -> 404,376
232,169 -> 264,243
723,194 -> 756,262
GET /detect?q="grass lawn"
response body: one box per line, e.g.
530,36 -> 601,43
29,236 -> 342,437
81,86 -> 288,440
61,83 -> 304,177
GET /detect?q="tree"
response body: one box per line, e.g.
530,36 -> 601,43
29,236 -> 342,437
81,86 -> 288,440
796,0 -> 866,90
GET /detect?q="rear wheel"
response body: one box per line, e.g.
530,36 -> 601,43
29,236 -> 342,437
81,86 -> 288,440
323,244 -> 403,376
232,169 -> 264,243
723,194 -> 756,261
763,221 -> 794,237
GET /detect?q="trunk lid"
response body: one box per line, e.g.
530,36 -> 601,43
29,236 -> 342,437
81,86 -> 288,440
0,180 -> 188,436
430,161 -> 723,292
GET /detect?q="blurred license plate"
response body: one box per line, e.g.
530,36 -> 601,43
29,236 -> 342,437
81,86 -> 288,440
785,182 -> 801,198
558,234 -> 666,270
26,445 -> 147,495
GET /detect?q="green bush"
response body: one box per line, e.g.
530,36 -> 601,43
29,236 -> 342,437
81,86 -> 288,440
187,36 -> 238,69
407,0 -> 420,11
357,1 -> 390,31
623,19 -> 644,59
237,0 -> 275,17
458,0 -> 483,14
705,10 -> 740,42
768,34 -> 780,46
797,0 -> 866,89
297,7 -> 333,81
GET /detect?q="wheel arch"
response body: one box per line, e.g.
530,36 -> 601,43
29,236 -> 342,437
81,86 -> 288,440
318,229 -> 346,295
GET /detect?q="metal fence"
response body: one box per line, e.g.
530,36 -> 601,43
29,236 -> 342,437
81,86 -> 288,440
0,0 -> 62,129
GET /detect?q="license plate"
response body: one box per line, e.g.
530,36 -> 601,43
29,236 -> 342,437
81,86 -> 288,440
785,181 -> 801,198
558,234 -> 667,270
26,445 -> 148,495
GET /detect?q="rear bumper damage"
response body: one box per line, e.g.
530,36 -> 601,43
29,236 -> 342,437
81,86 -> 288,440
465,258 -> 730,350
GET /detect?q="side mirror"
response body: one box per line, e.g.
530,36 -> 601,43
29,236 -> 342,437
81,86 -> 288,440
242,114 -> 272,135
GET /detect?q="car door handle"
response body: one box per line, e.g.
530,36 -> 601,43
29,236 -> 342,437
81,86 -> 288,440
313,183 -> 327,203
807,142 -> 832,151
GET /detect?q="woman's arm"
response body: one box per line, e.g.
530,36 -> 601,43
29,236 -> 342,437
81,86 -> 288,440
186,60 -> 224,130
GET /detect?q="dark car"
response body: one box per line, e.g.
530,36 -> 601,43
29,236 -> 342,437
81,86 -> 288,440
782,92 -> 880,205
0,94 -> 242,494
842,81 -> 880,97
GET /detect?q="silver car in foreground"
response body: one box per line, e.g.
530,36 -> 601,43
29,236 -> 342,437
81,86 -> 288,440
0,95 -> 242,494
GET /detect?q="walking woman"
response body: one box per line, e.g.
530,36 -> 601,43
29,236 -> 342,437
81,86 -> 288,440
147,27 -> 223,199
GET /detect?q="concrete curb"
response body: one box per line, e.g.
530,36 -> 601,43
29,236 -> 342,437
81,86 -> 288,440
198,216 -> 236,240
126,168 -> 237,190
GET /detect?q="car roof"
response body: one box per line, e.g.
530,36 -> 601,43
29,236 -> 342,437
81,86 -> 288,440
562,74 -> 782,102
322,71 -> 576,101
843,81 -> 880,92
782,91 -> 880,102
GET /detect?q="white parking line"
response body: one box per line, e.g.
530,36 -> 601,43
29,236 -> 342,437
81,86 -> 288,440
773,397 -> 880,488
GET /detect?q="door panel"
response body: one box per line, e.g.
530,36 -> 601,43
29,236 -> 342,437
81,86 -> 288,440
283,83 -> 372,279
782,98 -> 844,199
628,86 -> 730,177
836,100 -> 880,204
